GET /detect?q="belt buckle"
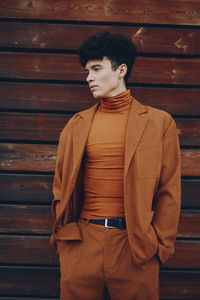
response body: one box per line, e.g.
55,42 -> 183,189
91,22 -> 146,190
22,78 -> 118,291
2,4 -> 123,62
105,219 -> 115,229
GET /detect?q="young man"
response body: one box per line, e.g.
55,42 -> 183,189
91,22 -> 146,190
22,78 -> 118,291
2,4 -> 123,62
51,32 -> 181,300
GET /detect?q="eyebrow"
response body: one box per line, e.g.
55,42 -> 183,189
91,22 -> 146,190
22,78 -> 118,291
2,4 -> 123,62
85,63 -> 102,71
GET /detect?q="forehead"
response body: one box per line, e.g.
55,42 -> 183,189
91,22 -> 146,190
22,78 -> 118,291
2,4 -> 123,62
85,57 -> 112,69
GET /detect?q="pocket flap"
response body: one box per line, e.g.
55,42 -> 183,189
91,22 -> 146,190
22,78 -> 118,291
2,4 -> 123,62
54,222 -> 82,241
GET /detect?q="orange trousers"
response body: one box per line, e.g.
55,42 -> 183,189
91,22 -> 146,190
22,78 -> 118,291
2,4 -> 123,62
58,218 -> 160,300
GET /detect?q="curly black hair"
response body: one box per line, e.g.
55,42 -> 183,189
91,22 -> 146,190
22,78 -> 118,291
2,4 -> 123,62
78,31 -> 137,83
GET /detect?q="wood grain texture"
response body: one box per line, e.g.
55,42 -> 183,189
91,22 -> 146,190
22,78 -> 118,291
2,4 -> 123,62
0,298 -> 58,300
0,144 -> 199,176
0,112 -> 199,146
0,204 -> 52,234
178,211 -> 200,238
164,240 -> 200,269
159,270 -> 200,299
0,235 -> 199,269
0,205 -> 199,238
181,179 -> 200,209
0,266 -> 59,298
1,83 -> 200,116
0,235 -> 59,265
0,298 -> 59,300
177,119 -> 200,147
181,150 -> 200,177
0,174 -> 53,204
0,174 -> 199,208
0,112 -> 71,142
1,22 -> 200,55
0,143 -> 57,172
0,52 -> 200,85
134,88 -> 200,116
0,0 -> 200,25
0,82 -> 94,112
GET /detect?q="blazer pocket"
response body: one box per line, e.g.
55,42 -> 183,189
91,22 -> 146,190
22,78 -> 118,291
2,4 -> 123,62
136,143 -> 161,179
56,240 -> 69,253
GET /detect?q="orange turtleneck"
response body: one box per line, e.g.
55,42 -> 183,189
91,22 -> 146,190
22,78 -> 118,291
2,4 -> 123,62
80,89 -> 133,219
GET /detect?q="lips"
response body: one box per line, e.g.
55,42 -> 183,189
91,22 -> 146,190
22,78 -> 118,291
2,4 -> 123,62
90,85 -> 98,91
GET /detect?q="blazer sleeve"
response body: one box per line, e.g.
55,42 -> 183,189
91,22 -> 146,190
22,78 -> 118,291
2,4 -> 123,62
51,130 -> 65,221
50,115 -> 76,246
50,130 -> 65,246
153,115 -> 181,265
51,115 -> 75,221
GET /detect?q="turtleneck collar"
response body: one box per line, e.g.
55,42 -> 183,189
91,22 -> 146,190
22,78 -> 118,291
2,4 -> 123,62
100,89 -> 133,113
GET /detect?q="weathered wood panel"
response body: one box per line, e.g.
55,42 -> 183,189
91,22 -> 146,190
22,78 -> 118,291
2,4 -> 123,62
0,82 -> 94,112
0,267 -> 59,298
181,150 -> 200,177
0,236 -> 199,269
0,143 -> 57,172
0,174 -> 53,204
164,240 -> 200,269
181,179 -> 200,209
0,298 -> 58,300
159,270 -> 200,299
0,204 -> 52,234
0,53 -> 200,85
0,235 -> 58,265
178,211 -> 200,238
0,113 -> 70,142
134,88 -> 200,116
133,57 -> 200,86
0,266 -> 199,298
1,174 -> 199,208
0,205 -> 199,238
0,298 -> 59,300
177,119 -> 200,147
1,83 -> 200,116
0,0 -> 200,26
0,113 -> 200,146
0,144 -> 199,176
1,22 -> 200,55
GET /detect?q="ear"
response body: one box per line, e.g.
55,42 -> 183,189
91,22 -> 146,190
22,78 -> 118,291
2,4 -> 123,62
117,64 -> 127,79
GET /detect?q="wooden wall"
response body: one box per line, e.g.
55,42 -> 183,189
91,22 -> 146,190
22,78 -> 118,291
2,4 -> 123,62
0,1 -> 200,299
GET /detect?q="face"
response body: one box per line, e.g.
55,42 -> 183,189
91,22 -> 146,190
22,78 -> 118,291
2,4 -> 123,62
85,57 -> 126,98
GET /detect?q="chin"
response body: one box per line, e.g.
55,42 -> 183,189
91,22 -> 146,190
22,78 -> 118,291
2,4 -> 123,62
91,91 -> 102,99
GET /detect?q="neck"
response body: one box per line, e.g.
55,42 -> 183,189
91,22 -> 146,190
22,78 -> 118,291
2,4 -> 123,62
106,85 -> 127,98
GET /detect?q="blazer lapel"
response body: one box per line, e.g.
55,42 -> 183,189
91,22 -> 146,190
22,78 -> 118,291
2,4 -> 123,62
72,103 -> 99,175
124,98 -> 149,179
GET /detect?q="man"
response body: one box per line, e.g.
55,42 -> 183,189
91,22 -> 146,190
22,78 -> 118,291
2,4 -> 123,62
51,32 -> 181,300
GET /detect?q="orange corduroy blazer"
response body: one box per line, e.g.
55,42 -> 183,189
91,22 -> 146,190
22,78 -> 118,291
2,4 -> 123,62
51,97 -> 181,266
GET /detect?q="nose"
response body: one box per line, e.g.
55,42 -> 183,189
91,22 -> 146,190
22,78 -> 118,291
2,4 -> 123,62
86,71 -> 93,83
